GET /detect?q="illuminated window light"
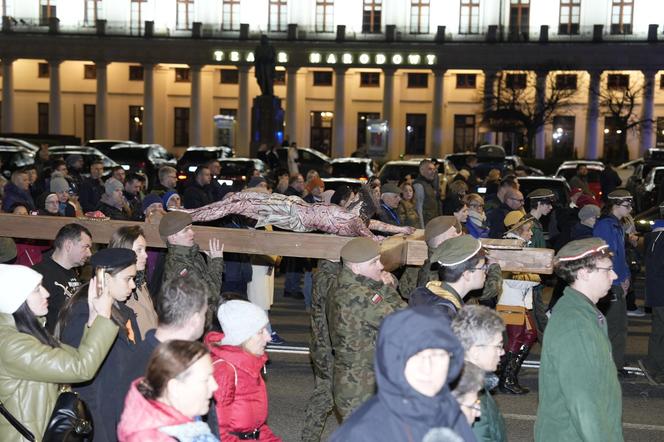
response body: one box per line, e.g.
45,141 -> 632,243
392,54 -> 403,65
277,52 -> 288,63
310,52 -> 322,63
327,54 -> 337,64
376,54 -> 386,65
616,129 -> 623,134
246,52 -> 255,62
408,54 -> 421,65
213,51 -> 224,62
604,129 -> 610,134
359,53 -> 370,64
426,54 -> 436,65
230,51 -> 240,62
342,53 -> 353,64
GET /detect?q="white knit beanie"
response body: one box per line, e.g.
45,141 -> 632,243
0,264 -> 43,314
217,300 -> 269,346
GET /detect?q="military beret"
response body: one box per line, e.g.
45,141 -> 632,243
527,188 -> 555,201
425,216 -> 461,243
381,182 -> 401,195
340,238 -> 380,263
90,248 -> 136,269
607,189 -> 632,201
159,211 -> 193,241
0,237 -> 17,263
431,234 -> 482,266
555,238 -> 609,263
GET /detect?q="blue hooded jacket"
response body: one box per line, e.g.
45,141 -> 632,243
593,214 -> 629,285
331,306 -> 476,442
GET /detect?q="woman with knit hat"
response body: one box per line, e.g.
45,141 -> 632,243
0,264 -> 118,442
205,300 -> 282,441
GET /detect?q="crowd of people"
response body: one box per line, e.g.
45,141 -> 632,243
0,148 -> 658,441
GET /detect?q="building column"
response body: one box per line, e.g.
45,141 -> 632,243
143,63 -> 155,143
641,70 -> 656,154
333,67 -> 347,158
585,70 -> 601,159
48,59 -> 62,134
1,58 -> 14,133
237,65 -> 250,157
534,70 -> 548,159
95,61 -> 108,139
483,70 -> 497,144
190,64 -> 202,146
431,69 -> 445,157
383,68 -> 396,157
285,67 -> 299,144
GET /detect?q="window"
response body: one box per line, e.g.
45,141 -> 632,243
357,112 -> 380,149
313,71 -> 333,86
84,0 -> 102,26
611,0 -> 633,35
555,74 -> 577,90
454,115 -> 475,152
552,116 -> 575,157
175,67 -> 191,82
310,111 -> 333,155
459,0 -> 480,34
456,73 -> 477,89
220,69 -> 239,84
39,0 -> 56,26
508,0 -> 529,41
558,0 -> 580,35
38,103 -> 49,134
410,0 -> 430,34
84,104 -> 96,142
607,74 -> 629,90
130,0 -> 147,36
660,74 -> 664,90
216,108 -> 237,146
362,0 -> 382,34
84,64 -> 97,79
129,105 -> 143,143
222,0 -> 240,31
360,72 -> 380,87
38,62 -> 50,78
656,117 -> 664,147
274,70 -> 286,85
405,113 -> 426,155
506,73 -> 527,89
174,107 -> 190,147
315,0 -> 334,33
269,0 -> 287,32
603,116 -> 623,159
176,0 -> 194,30
407,73 -> 429,88
129,65 -> 144,81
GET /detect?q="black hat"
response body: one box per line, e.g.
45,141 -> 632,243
90,248 -> 137,269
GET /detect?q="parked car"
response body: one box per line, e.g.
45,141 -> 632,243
444,147 -> 543,180
322,177 -> 366,193
0,137 -> 40,153
0,145 -> 35,178
216,158 -> 265,191
377,158 -> 456,198
617,157 -> 643,184
107,144 -> 176,189
632,165 -> 664,213
555,160 -> 604,199
84,139 -> 137,155
48,146 -> 118,177
176,146 -> 234,182
329,158 -> 376,181
276,147 -> 330,175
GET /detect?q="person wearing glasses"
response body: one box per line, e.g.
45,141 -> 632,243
535,238 -> 621,442
451,362 -> 486,426
488,188 -> 525,239
592,189 -> 633,377
465,193 -> 490,239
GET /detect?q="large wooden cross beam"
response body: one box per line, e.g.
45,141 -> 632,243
0,214 -> 553,273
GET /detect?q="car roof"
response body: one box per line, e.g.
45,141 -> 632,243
330,157 -> 372,164
0,145 -> 32,152
111,143 -> 162,150
557,163 -> 604,171
558,160 -> 604,167
517,176 -> 568,183
88,139 -> 136,144
279,146 -> 331,161
323,177 -> 365,183
185,146 -> 230,151
381,160 -> 422,166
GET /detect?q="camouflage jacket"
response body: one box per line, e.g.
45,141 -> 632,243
309,259 -> 341,379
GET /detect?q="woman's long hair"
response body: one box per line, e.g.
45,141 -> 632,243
109,226 -> 146,293
13,301 -> 60,348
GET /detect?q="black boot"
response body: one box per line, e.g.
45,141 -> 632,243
499,352 -> 527,395
513,345 -> 531,394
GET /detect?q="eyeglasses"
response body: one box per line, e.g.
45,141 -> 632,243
471,263 -> 488,272
509,198 -> 525,204
461,399 -> 481,412
469,203 -> 484,209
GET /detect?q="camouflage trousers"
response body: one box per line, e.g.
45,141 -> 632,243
301,375 -> 334,442
332,364 -> 375,420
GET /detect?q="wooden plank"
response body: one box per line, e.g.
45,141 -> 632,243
486,247 -> 555,275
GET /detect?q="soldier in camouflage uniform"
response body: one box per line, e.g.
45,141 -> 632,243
301,259 -> 341,441
327,238 -> 405,420
159,212 -> 224,324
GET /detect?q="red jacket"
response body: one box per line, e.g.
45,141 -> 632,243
205,331 -> 281,441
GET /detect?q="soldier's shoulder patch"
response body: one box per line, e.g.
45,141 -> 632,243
371,293 -> 383,304
179,268 -> 188,277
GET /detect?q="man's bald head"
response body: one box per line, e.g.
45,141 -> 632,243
505,189 -> 524,211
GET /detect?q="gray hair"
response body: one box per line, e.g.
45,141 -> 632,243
452,305 -> 505,350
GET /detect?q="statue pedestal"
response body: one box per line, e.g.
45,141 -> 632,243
250,95 -> 284,156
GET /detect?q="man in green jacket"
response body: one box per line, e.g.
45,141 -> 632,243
327,238 -> 405,420
159,212 -> 224,324
535,238 -> 623,442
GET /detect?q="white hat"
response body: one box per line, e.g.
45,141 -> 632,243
0,265 -> 43,314
217,300 -> 269,346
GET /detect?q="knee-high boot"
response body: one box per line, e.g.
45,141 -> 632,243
499,351 -> 527,395
513,344 -> 531,394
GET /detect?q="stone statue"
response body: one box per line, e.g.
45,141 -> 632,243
254,34 -> 276,96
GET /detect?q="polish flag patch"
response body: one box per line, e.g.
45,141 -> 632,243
179,268 -> 188,277
371,293 -> 383,304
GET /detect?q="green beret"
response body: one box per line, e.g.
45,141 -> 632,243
0,237 -> 17,263
340,238 -> 381,263
381,182 -> 401,195
555,238 -> 609,263
527,188 -> 555,201
607,189 -> 632,201
425,216 -> 461,243
159,211 -> 193,242
431,234 -> 482,266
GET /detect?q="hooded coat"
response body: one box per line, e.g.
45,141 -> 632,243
330,306 -> 476,442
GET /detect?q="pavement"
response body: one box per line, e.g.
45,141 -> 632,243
261,274 -> 664,441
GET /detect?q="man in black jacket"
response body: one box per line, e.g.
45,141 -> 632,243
183,165 -> 214,209
79,160 -> 105,213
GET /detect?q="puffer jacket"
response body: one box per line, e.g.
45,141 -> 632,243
204,332 -> 281,442
0,314 -> 118,442
118,379 -> 218,442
